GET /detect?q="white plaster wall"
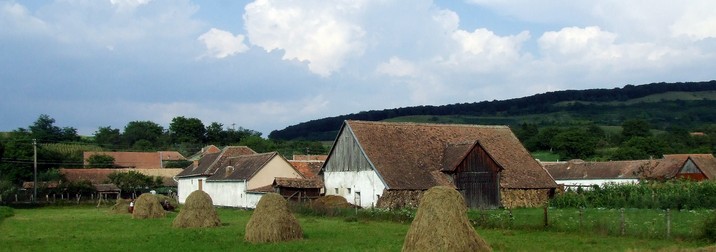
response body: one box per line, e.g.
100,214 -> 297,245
177,177 -> 201,204
204,181 -> 247,208
246,192 -> 265,209
557,179 -> 639,190
324,170 -> 386,208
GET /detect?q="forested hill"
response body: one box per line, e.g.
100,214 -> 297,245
268,80 -> 716,141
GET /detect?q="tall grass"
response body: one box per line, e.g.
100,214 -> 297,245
551,180 -> 716,209
468,207 -> 713,241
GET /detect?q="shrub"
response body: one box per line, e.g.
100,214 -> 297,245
700,211 -> 716,242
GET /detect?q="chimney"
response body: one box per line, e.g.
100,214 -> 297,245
193,159 -> 199,168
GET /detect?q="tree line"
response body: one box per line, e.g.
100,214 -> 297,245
268,80 -> 716,141
0,115 -> 327,187
514,119 -> 716,161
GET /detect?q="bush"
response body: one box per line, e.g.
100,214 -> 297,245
700,211 -> 716,242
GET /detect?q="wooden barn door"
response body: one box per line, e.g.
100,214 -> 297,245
454,146 -> 500,209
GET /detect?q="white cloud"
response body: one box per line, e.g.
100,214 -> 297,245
452,28 -> 529,60
670,2 -> 716,40
538,26 -> 616,57
376,57 -> 418,77
198,28 -> 249,58
110,0 -> 152,12
0,2 -> 48,36
243,0 -> 366,77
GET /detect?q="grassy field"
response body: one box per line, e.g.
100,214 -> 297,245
0,206 -> 711,251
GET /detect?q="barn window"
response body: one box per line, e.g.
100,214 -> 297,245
334,188 -> 338,194
347,188 -> 351,194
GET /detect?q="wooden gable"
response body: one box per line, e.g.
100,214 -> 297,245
676,159 -> 708,181
323,124 -> 375,173
445,142 -> 501,209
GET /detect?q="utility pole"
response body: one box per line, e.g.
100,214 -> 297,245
33,139 -> 37,204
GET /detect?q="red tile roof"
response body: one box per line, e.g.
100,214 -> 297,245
207,152 -> 279,181
288,160 -> 323,179
176,146 -> 256,178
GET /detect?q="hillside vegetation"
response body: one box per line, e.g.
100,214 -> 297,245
269,81 -> 716,141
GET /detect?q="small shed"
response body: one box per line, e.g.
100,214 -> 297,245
272,177 -> 323,202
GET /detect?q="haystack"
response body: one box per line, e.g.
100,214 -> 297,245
109,198 -> 132,214
311,195 -> 355,209
245,193 -> 303,243
402,186 -> 491,252
173,190 -> 220,228
132,193 -> 166,219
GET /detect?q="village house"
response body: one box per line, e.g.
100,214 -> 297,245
204,152 -> 304,208
542,154 -> 716,190
83,151 -> 186,168
175,146 -> 257,204
175,146 -> 304,208
322,120 -> 558,209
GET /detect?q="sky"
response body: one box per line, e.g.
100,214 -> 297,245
1,0 -> 716,137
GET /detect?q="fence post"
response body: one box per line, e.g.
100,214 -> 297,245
666,208 -> 671,239
579,207 -> 584,229
620,208 -> 626,236
543,206 -> 549,227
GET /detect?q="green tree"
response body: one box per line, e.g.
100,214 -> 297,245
94,126 -> 122,149
551,128 -> 597,160
238,135 -> 275,153
86,154 -> 115,168
205,122 -> 225,145
621,119 -> 651,140
107,171 -> 159,195
169,116 -> 206,144
611,146 -> 648,160
529,127 -> 562,151
622,136 -> 668,158
27,114 -> 80,142
123,121 -> 164,147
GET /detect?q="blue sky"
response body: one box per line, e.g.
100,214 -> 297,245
2,0 -> 715,137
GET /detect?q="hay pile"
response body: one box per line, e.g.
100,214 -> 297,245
173,190 -> 221,228
155,194 -> 178,211
245,193 -> 303,243
109,198 -> 132,214
132,193 -> 166,219
402,186 -> 491,252
311,195 -> 355,209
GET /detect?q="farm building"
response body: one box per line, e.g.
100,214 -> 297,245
176,146 -> 305,208
59,168 -> 183,187
542,154 -> 716,190
175,146 -> 257,204
322,120 -> 557,209
272,177 -> 323,202
83,151 -> 186,168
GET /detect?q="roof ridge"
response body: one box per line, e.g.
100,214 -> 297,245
346,120 -> 510,129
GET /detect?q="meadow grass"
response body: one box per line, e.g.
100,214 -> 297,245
0,206 -> 711,251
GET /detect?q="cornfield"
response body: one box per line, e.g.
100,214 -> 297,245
550,180 -> 716,209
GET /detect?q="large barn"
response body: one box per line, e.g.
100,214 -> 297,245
322,120 -> 558,209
